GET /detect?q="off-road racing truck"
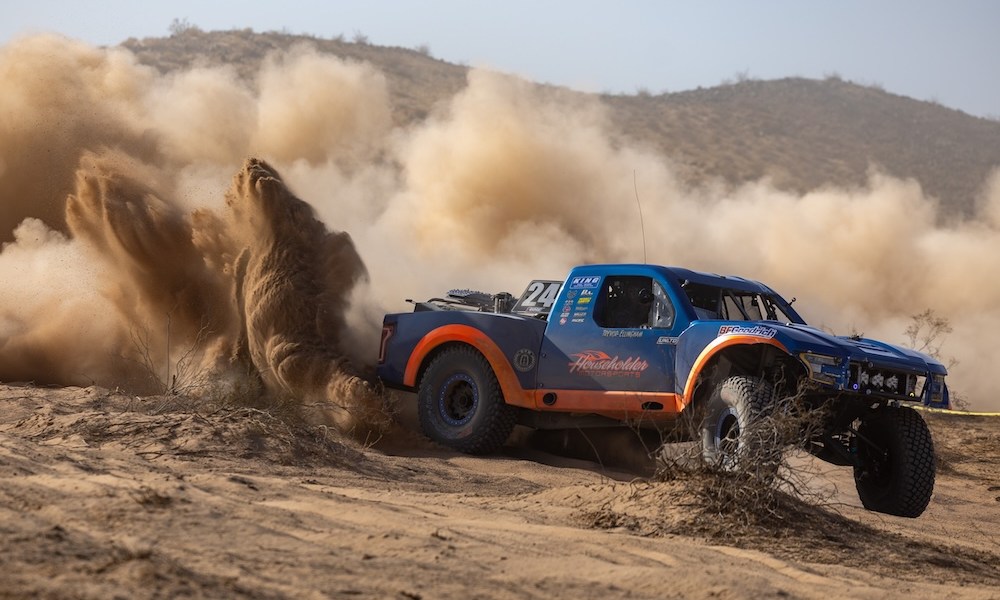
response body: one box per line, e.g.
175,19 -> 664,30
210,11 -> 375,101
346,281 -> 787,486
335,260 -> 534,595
377,264 -> 949,517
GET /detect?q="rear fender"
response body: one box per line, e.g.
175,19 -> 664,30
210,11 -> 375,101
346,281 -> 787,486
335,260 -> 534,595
403,324 -> 535,408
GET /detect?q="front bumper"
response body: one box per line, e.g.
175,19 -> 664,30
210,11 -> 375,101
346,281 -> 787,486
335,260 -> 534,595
800,352 -> 948,408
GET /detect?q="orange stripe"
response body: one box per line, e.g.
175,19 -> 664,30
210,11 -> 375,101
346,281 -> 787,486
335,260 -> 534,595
532,389 -> 682,422
402,324 -> 535,408
681,334 -> 789,407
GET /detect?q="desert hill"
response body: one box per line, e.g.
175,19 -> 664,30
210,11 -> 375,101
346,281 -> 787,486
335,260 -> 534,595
605,78 -> 1000,214
123,27 -> 1000,215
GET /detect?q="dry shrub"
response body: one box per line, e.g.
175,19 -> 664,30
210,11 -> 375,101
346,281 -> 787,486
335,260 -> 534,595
584,393 -> 1000,585
589,390 -> 837,539
587,464 -> 1000,587
659,392 -> 833,535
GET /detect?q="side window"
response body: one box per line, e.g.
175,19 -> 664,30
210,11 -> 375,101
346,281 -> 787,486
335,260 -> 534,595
594,276 -> 674,329
684,283 -> 721,320
650,280 -> 675,328
722,294 -> 743,320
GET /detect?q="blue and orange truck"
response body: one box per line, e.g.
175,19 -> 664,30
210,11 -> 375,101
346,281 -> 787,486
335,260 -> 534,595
377,264 -> 948,517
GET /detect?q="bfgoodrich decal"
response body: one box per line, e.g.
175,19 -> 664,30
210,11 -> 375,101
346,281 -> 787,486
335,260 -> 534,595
717,324 -> 777,339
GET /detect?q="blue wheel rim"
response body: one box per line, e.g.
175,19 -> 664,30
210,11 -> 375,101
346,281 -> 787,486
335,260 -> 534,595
439,373 -> 479,426
715,407 -> 740,467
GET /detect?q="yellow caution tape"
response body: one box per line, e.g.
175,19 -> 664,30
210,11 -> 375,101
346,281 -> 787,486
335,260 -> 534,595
913,405 -> 1000,417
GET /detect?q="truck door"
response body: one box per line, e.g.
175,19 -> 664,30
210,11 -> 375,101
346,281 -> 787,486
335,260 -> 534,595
537,274 -> 682,394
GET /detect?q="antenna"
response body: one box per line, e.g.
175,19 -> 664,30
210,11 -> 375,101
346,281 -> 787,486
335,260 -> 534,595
633,170 -> 647,264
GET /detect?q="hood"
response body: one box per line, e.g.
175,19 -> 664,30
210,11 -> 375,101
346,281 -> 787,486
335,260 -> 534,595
775,323 -> 948,375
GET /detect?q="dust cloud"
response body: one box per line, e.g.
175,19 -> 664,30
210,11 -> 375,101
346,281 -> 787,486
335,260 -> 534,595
0,34 -> 998,411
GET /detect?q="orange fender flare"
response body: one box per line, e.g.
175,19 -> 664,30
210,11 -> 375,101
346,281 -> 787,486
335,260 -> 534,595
680,335 -> 790,408
402,324 -> 535,408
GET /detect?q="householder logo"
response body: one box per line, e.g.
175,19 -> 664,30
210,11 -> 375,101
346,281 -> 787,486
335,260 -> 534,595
568,350 -> 649,378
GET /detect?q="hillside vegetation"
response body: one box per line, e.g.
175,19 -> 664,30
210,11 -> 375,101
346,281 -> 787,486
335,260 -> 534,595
123,28 -> 1000,215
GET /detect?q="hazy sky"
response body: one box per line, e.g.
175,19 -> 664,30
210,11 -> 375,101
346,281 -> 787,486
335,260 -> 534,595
2,0 -> 998,118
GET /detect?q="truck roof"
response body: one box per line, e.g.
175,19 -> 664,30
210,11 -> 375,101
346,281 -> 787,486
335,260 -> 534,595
571,264 -> 780,295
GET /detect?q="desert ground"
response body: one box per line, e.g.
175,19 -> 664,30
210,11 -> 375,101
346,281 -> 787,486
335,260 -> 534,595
1,383 -> 997,599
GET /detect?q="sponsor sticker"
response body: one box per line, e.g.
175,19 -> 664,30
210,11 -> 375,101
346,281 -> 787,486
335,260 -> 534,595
717,325 -> 777,339
656,336 -> 678,345
569,276 -> 601,290
576,296 -> 592,305
568,350 -> 649,378
513,348 -> 537,372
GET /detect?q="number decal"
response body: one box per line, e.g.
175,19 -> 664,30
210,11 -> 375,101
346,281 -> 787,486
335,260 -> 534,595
512,280 -> 563,315
539,283 -> 560,307
522,282 -> 545,307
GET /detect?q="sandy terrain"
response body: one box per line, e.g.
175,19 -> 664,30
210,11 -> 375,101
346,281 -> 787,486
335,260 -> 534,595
1,384 -> 998,599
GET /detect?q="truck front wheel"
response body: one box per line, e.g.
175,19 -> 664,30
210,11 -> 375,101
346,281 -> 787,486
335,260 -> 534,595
853,405 -> 935,518
417,346 -> 516,455
700,375 -> 779,475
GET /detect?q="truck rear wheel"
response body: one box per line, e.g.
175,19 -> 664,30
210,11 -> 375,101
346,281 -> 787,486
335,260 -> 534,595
417,346 -> 516,455
700,375 -> 779,475
853,405 -> 935,518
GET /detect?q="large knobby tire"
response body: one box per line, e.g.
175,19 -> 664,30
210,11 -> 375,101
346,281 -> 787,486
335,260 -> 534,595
417,346 -> 517,455
700,375 -> 779,475
853,405 -> 935,518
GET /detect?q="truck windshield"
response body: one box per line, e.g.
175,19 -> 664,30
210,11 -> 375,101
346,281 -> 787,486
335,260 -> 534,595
683,282 -> 795,323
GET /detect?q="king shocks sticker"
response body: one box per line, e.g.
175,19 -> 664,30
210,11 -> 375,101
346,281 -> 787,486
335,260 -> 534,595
569,276 -> 601,290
